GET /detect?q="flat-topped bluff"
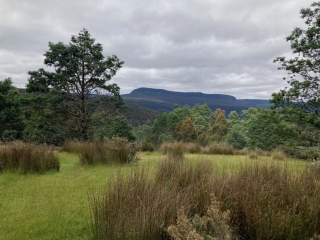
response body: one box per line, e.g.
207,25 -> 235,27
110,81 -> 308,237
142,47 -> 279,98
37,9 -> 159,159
122,87 -> 270,113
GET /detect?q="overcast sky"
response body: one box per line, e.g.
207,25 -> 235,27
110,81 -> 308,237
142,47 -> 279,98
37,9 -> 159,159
0,0 -> 314,99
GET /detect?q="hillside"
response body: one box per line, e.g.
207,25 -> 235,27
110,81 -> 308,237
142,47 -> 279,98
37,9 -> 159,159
122,88 -> 270,114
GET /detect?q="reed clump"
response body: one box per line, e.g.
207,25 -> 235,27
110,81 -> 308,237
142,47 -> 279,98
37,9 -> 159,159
89,155 -> 320,240
201,144 -> 234,155
160,142 -> 185,160
90,156 -> 215,240
184,143 -> 202,154
0,141 -> 60,174
79,137 -> 137,166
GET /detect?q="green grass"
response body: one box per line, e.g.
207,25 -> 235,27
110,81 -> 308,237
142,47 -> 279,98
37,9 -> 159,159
0,151 -> 309,239
0,152 -> 135,240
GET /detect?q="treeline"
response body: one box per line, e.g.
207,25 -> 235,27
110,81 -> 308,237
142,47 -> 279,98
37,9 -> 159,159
0,78 -> 136,145
134,103 -> 320,158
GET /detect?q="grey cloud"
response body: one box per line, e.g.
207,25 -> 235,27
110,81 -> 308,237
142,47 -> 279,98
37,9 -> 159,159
0,0 -> 315,98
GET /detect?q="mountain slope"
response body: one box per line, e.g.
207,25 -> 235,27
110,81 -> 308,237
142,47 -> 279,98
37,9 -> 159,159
122,88 -> 270,114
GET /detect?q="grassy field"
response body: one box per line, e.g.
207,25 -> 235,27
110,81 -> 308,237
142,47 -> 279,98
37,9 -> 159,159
0,151 -> 309,239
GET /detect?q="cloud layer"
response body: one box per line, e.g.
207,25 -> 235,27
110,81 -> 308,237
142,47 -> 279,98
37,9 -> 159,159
0,0 -> 314,99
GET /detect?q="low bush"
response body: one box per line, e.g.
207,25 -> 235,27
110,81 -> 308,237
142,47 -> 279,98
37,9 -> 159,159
140,140 -> 155,152
0,141 -> 60,174
166,195 -> 232,240
79,137 -> 137,166
279,145 -> 320,160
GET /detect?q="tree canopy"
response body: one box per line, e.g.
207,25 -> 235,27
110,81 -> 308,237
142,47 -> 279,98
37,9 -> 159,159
271,2 -> 320,135
27,29 -> 125,140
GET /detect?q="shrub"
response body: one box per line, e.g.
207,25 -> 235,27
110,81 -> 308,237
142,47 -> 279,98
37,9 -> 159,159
79,137 -> 137,166
0,141 -> 60,174
160,142 -> 185,160
166,195 -> 232,240
279,145 -> 320,160
140,140 -> 155,152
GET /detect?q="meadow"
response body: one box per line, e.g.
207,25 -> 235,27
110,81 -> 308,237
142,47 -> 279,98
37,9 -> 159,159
0,142 -> 318,240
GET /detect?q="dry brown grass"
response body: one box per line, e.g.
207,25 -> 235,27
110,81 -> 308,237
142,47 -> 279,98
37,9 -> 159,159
0,141 -> 60,173
79,137 -> 137,165
201,144 -> 235,155
160,142 -> 185,160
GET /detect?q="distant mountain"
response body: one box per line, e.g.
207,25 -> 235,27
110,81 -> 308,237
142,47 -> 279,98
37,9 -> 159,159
122,88 -> 270,115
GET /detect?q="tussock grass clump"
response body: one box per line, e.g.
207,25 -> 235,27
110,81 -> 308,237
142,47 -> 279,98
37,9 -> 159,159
79,137 -> 137,166
0,141 -> 60,174
61,140 -> 85,153
201,144 -> 234,155
160,142 -> 185,160
90,158 -> 216,240
216,163 -> 320,240
271,150 -> 287,160
248,152 -> 259,159
184,142 -> 202,154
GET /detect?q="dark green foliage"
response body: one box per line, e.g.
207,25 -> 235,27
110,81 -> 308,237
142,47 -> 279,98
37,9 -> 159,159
0,142 -> 60,174
123,103 -> 159,127
227,110 -> 240,127
27,29 -> 125,141
174,117 -> 197,142
94,114 -> 136,142
207,108 -> 228,143
134,124 -> 152,143
148,112 -> 169,144
140,140 -> 155,152
272,2 -> 320,146
22,90 -> 67,145
242,107 -> 298,150
0,78 -> 24,141
227,123 -> 247,149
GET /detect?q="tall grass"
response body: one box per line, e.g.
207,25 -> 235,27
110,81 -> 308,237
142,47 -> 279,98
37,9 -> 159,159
216,163 -> 320,239
90,157 -> 215,240
90,156 -> 320,240
0,141 -> 60,174
79,137 -> 137,165
201,144 -> 235,155
61,140 -> 85,153
160,142 -> 185,160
